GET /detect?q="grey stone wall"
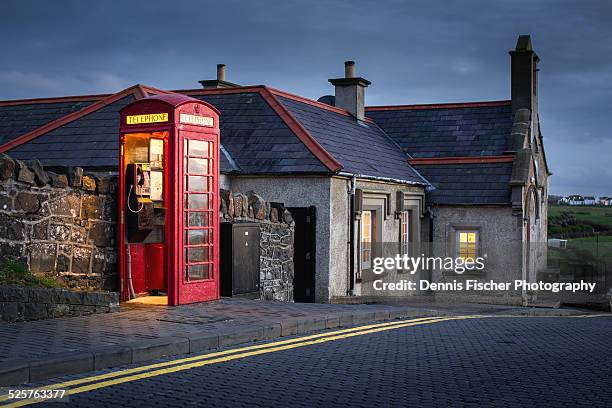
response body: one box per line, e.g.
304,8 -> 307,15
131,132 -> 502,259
431,205 -> 523,305
230,176 -> 428,303
0,284 -> 119,322
0,154 -> 117,291
230,176 -> 332,302
220,189 -> 295,302
529,146 -> 549,278
260,223 -> 294,302
329,177 -> 428,300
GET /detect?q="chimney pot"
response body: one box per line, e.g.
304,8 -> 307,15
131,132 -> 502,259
345,61 -> 356,78
199,64 -> 239,88
329,61 -> 370,121
217,64 -> 226,82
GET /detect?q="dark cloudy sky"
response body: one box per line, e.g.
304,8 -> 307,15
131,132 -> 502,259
1,0 -> 611,196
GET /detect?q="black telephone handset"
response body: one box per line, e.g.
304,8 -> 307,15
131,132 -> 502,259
136,165 -> 144,186
134,164 -> 150,197
127,163 -> 151,214
126,163 -> 155,235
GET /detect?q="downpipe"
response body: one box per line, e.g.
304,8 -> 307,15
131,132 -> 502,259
427,205 -> 434,284
521,218 -> 529,306
348,175 -> 356,296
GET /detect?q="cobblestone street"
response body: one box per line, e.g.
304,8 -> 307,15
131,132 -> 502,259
18,315 -> 612,408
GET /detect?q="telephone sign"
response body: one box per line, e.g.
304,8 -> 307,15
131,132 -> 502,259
179,113 -> 214,127
126,113 -> 169,125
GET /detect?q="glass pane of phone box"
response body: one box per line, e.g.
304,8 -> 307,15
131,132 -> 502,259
124,133 -> 167,244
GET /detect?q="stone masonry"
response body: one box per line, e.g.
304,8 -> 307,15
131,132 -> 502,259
0,153 -> 294,303
220,189 -> 295,302
260,223 -> 294,302
0,285 -> 119,322
0,154 -> 117,291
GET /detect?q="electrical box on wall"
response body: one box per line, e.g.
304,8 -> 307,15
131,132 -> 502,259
220,223 -> 261,298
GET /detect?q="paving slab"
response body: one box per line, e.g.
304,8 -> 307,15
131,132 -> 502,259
0,298 -> 441,386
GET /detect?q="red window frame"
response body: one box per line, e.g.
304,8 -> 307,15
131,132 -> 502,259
183,138 -> 215,282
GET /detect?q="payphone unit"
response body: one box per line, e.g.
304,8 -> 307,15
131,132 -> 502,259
122,135 -> 168,293
124,140 -> 166,238
119,94 -> 221,306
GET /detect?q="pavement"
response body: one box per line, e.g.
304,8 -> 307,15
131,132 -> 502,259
5,314 -> 612,407
0,297 -> 604,387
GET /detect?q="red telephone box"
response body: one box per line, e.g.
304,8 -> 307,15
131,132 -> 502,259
119,94 -> 220,305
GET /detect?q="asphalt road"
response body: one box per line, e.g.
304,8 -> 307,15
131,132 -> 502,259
7,315 -> 612,408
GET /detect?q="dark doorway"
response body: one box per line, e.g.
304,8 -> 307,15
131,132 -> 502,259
288,206 -> 316,302
220,223 -> 261,298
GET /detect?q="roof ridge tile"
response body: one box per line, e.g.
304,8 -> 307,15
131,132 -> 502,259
366,100 -> 511,111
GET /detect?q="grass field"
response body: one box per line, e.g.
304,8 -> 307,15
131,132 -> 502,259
548,205 -> 612,228
572,235 -> 612,243
547,206 -> 612,268
548,235 -> 612,264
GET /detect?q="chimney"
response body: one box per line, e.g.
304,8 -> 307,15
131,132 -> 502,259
509,35 -> 539,117
199,63 -> 240,88
216,64 -> 226,82
328,61 -> 371,120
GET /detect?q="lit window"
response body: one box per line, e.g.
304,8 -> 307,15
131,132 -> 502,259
456,230 -> 478,260
400,211 -> 410,255
361,210 -> 374,269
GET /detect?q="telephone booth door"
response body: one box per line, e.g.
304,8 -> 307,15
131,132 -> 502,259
176,129 -> 219,304
119,94 -> 220,306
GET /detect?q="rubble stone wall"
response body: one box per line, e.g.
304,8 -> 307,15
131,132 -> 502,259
220,189 -> 295,302
0,154 -> 117,291
0,285 -> 119,322
260,223 -> 294,302
0,154 -> 295,303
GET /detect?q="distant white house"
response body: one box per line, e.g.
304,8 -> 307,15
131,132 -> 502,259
558,195 -> 585,205
557,194 -> 607,206
598,197 -> 611,206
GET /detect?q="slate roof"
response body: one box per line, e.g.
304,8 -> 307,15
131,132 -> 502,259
1,90 -> 326,173
0,100 -> 97,146
366,103 -> 513,158
219,145 -> 240,173
364,102 -> 516,204
276,96 -> 426,184
191,92 -> 329,174
8,96 -> 134,167
414,162 -> 513,205
3,86 -> 522,196
1,89 -> 332,174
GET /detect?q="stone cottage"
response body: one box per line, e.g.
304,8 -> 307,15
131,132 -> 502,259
366,36 -> 550,304
0,35 -> 549,305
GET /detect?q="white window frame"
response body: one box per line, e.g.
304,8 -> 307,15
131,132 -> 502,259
455,230 -> 479,260
400,210 -> 411,256
361,210 -> 374,270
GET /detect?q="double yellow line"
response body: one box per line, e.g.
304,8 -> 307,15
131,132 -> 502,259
0,315 -> 483,407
